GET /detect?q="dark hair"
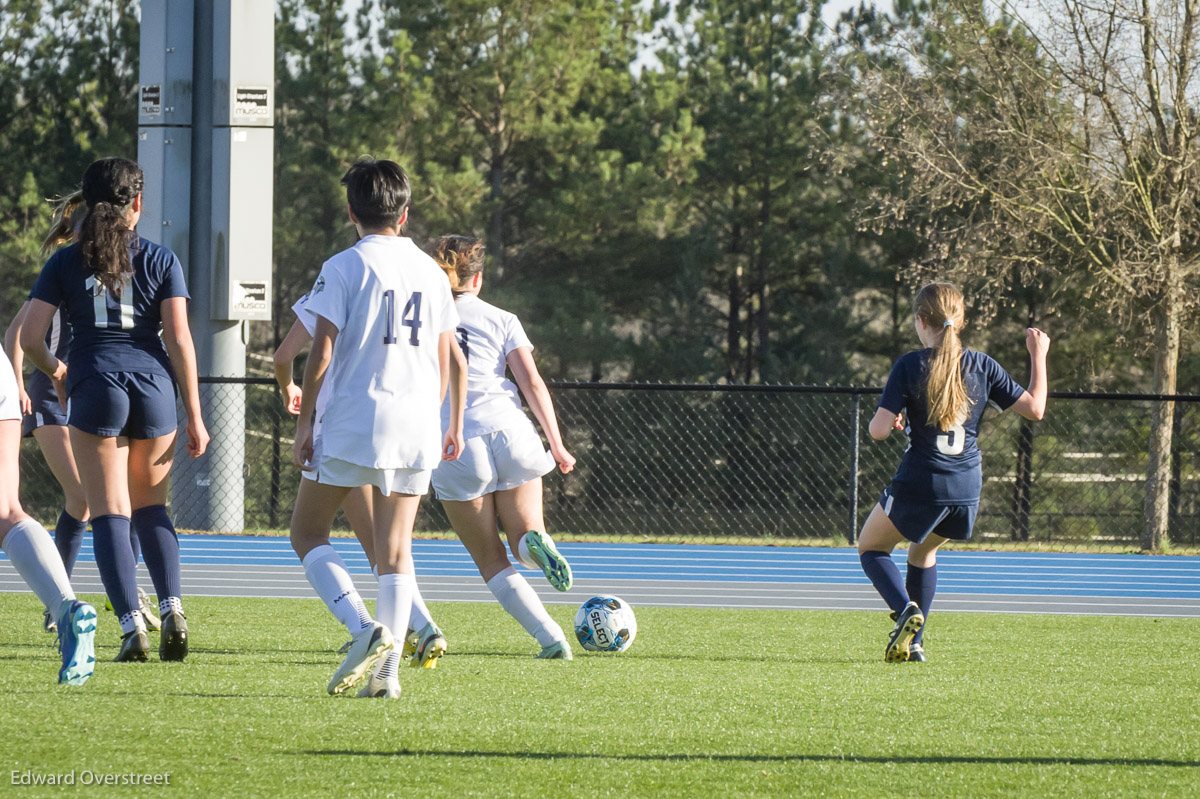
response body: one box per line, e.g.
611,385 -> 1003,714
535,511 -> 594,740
79,157 -> 143,295
428,235 -> 485,296
340,158 -> 411,230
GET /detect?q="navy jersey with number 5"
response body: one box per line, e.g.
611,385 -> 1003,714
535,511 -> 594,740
878,349 -> 1026,505
29,236 -> 189,392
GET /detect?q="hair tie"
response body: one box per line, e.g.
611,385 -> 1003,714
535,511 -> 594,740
943,320 -> 954,329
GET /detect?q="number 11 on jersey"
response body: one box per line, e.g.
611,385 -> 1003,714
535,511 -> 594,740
383,290 -> 422,346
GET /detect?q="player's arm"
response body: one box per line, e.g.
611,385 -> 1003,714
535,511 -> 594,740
440,330 -> 466,462
273,319 -> 312,416
162,296 -> 209,458
508,346 -> 575,474
868,408 -> 902,441
20,299 -> 68,410
295,315 -> 337,470
1011,327 -> 1050,421
4,301 -> 32,415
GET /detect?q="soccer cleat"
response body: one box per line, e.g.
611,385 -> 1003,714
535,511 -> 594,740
43,609 -> 58,634
536,640 -> 573,660
336,639 -> 353,656
114,629 -> 150,663
356,674 -> 402,699
400,627 -> 417,660
907,642 -> 927,662
885,601 -> 925,663
523,531 -> 573,591
159,610 -> 188,662
57,600 -> 97,686
409,622 -> 448,669
138,589 -> 161,632
327,622 -> 394,695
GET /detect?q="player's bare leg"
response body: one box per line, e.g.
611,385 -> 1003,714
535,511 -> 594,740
30,425 -> 89,631
0,420 -> 95,684
495,478 -> 572,591
443,493 -> 569,657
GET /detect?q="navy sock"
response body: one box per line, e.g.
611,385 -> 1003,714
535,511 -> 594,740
91,514 -> 140,617
129,527 -> 142,564
132,505 -> 182,602
906,563 -> 937,644
53,509 -> 87,577
859,550 -> 909,614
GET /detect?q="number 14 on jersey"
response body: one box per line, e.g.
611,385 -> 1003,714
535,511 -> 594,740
383,290 -> 422,346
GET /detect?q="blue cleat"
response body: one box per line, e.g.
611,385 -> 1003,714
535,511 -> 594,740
523,531 -> 573,591
57,600 -> 97,686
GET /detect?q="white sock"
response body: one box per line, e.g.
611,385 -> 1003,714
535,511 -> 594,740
515,532 -> 537,569
302,545 -> 373,633
409,582 -> 432,631
158,596 -> 182,616
486,566 -> 564,647
118,610 -> 146,635
2,519 -> 74,616
374,572 -> 415,680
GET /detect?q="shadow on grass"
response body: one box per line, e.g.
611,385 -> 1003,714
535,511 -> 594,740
298,749 -> 1200,768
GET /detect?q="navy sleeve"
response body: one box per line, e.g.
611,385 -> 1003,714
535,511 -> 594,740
29,253 -> 64,308
155,251 -> 190,302
878,356 -> 908,414
984,354 -> 1026,410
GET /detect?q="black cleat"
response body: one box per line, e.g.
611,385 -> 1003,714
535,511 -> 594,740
114,629 -> 150,662
885,601 -> 924,663
159,610 -> 188,662
907,642 -> 927,662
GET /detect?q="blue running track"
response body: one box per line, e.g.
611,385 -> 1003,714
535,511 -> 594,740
3,535 -> 1200,617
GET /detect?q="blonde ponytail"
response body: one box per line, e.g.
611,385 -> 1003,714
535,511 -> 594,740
914,283 -> 971,431
40,191 -> 87,257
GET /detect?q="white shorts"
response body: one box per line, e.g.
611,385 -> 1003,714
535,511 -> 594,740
303,453 -> 431,497
0,349 -> 20,421
432,423 -> 555,502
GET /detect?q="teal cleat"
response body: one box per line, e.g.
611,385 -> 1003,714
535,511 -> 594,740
408,622 -> 448,669
536,640 -> 573,660
57,600 -> 97,686
523,531 -> 573,591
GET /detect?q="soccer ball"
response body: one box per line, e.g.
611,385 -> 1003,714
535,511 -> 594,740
574,596 -> 637,653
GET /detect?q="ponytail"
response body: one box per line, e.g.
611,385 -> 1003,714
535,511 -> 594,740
427,235 -> 485,297
40,191 -> 87,257
914,282 -> 971,431
78,157 -> 144,296
79,202 -> 135,295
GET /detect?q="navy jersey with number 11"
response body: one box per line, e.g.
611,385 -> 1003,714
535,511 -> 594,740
878,349 -> 1026,506
30,236 -> 189,392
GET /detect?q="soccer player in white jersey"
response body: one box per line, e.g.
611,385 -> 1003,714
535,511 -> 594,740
275,290 -> 448,668
428,235 -> 577,660
289,159 -> 466,699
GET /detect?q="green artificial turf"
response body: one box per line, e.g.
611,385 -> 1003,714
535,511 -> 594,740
2,594 -> 1198,797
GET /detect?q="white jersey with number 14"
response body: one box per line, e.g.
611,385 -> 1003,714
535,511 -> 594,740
304,234 -> 459,470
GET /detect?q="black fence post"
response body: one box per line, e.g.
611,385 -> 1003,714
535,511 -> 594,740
848,392 -> 861,545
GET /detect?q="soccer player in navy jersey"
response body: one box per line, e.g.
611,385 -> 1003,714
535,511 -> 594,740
5,192 -> 160,635
859,282 -> 1049,662
21,157 -> 208,663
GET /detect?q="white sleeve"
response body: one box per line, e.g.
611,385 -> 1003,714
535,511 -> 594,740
291,294 -> 317,336
504,313 -> 533,355
304,261 -> 349,332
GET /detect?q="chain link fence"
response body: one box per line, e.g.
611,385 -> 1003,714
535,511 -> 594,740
16,379 -> 1200,550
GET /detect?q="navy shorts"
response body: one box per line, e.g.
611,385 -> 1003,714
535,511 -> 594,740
880,486 -> 978,544
68,372 -> 178,439
21,371 -> 68,437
